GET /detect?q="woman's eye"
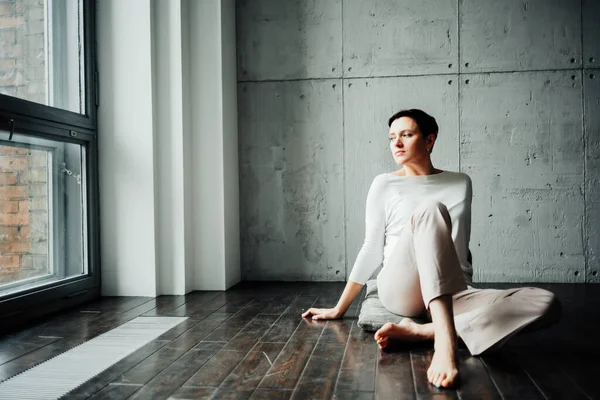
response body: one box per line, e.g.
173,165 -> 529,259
389,137 -> 395,141
402,133 -> 413,138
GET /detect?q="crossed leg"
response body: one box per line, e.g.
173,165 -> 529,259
375,286 -> 561,356
375,201 -> 467,388
373,201 -> 561,388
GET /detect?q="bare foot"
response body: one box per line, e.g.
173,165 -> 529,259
427,343 -> 459,388
373,318 -> 433,349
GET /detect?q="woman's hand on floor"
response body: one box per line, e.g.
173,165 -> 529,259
301,307 -> 342,320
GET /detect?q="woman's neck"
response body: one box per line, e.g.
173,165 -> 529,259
396,162 -> 440,177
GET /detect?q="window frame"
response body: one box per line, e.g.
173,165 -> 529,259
0,0 -> 99,332
0,0 -> 96,132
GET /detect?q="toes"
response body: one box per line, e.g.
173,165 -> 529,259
435,374 -> 445,388
429,372 -> 447,388
431,373 -> 440,387
438,373 -> 447,387
442,370 -> 458,388
428,371 -> 436,384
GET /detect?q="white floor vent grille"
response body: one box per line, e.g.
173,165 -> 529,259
0,316 -> 187,400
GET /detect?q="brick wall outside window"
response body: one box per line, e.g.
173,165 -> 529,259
0,0 -> 47,105
0,146 -> 49,284
0,0 -> 50,285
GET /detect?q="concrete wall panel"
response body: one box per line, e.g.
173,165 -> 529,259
585,70 -> 600,282
583,0 -> 600,69
460,71 -> 584,282
460,0 -> 581,73
236,0 -> 342,81
236,0 -> 595,283
344,75 -> 459,278
238,80 -> 345,280
343,0 -> 458,77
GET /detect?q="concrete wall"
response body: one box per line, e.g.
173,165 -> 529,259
237,0 -> 599,283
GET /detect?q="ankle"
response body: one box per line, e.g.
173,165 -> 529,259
415,324 -> 434,341
434,337 -> 457,352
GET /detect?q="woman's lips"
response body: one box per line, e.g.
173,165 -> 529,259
395,151 -> 405,156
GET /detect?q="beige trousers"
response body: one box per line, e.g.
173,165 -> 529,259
376,201 -> 561,356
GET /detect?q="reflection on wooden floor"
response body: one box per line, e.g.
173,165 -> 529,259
0,282 -> 598,399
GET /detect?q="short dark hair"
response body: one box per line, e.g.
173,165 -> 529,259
387,109 -> 439,139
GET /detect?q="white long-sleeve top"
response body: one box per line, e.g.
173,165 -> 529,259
348,170 -> 473,286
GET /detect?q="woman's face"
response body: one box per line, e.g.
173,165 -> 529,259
388,116 -> 434,166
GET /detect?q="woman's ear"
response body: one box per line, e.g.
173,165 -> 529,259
427,133 -> 436,148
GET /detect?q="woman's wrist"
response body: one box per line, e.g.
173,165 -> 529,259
333,305 -> 345,318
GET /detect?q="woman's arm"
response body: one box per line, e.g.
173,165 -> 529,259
301,280 -> 363,320
301,175 -> 386,320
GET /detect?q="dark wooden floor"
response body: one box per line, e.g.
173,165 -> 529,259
0,282 -> 598,400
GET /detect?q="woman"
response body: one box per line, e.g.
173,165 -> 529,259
301,109 -> 561,389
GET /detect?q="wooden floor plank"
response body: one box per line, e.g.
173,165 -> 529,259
87,383 -> 143,400
333,392 -> 374,400
261,294 -> 320,343
260,293 -> 300,315
223,314 -> 280,352
250,389 -> 293,400
455,349 -> 502,400
514,349 -> 590,400
530,311 -> 599,399
79,296 -> 153,314
375,351 -> 415,400
127,342 -> 224,399
319,319 -> 353,345
0,283 -> 596,400
183,349 -> 247,388
155,318 -> 201,341
215,342 -> 285,397
164,291 -> 233,317
0,336 -> 60,365
203,309 -> 262,343
260,314 -> 302,344
141,295 -> 187,316
543,349 -> 599,399
480,351 -> 545,400
258,314 -> 326,393
115,313 -> 233,385
410,349 -> 458,399
258,338 -> 320,390
169,386 -> 216,399
335,321 -> 378,393
292,342 -> 346,399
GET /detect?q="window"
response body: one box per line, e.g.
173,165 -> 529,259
0,133 -> 87,297
0,0 -> 97,331
0,0 -> 86,113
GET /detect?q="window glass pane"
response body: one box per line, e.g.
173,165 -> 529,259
0,130 -> 87,297
0,0 -> 85,114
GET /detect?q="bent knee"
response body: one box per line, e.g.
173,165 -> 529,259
411,201 -> 450,222
411,201 -> 451,229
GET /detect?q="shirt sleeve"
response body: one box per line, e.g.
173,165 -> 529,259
348,174 -> 387,284
460,173 -> 474,286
